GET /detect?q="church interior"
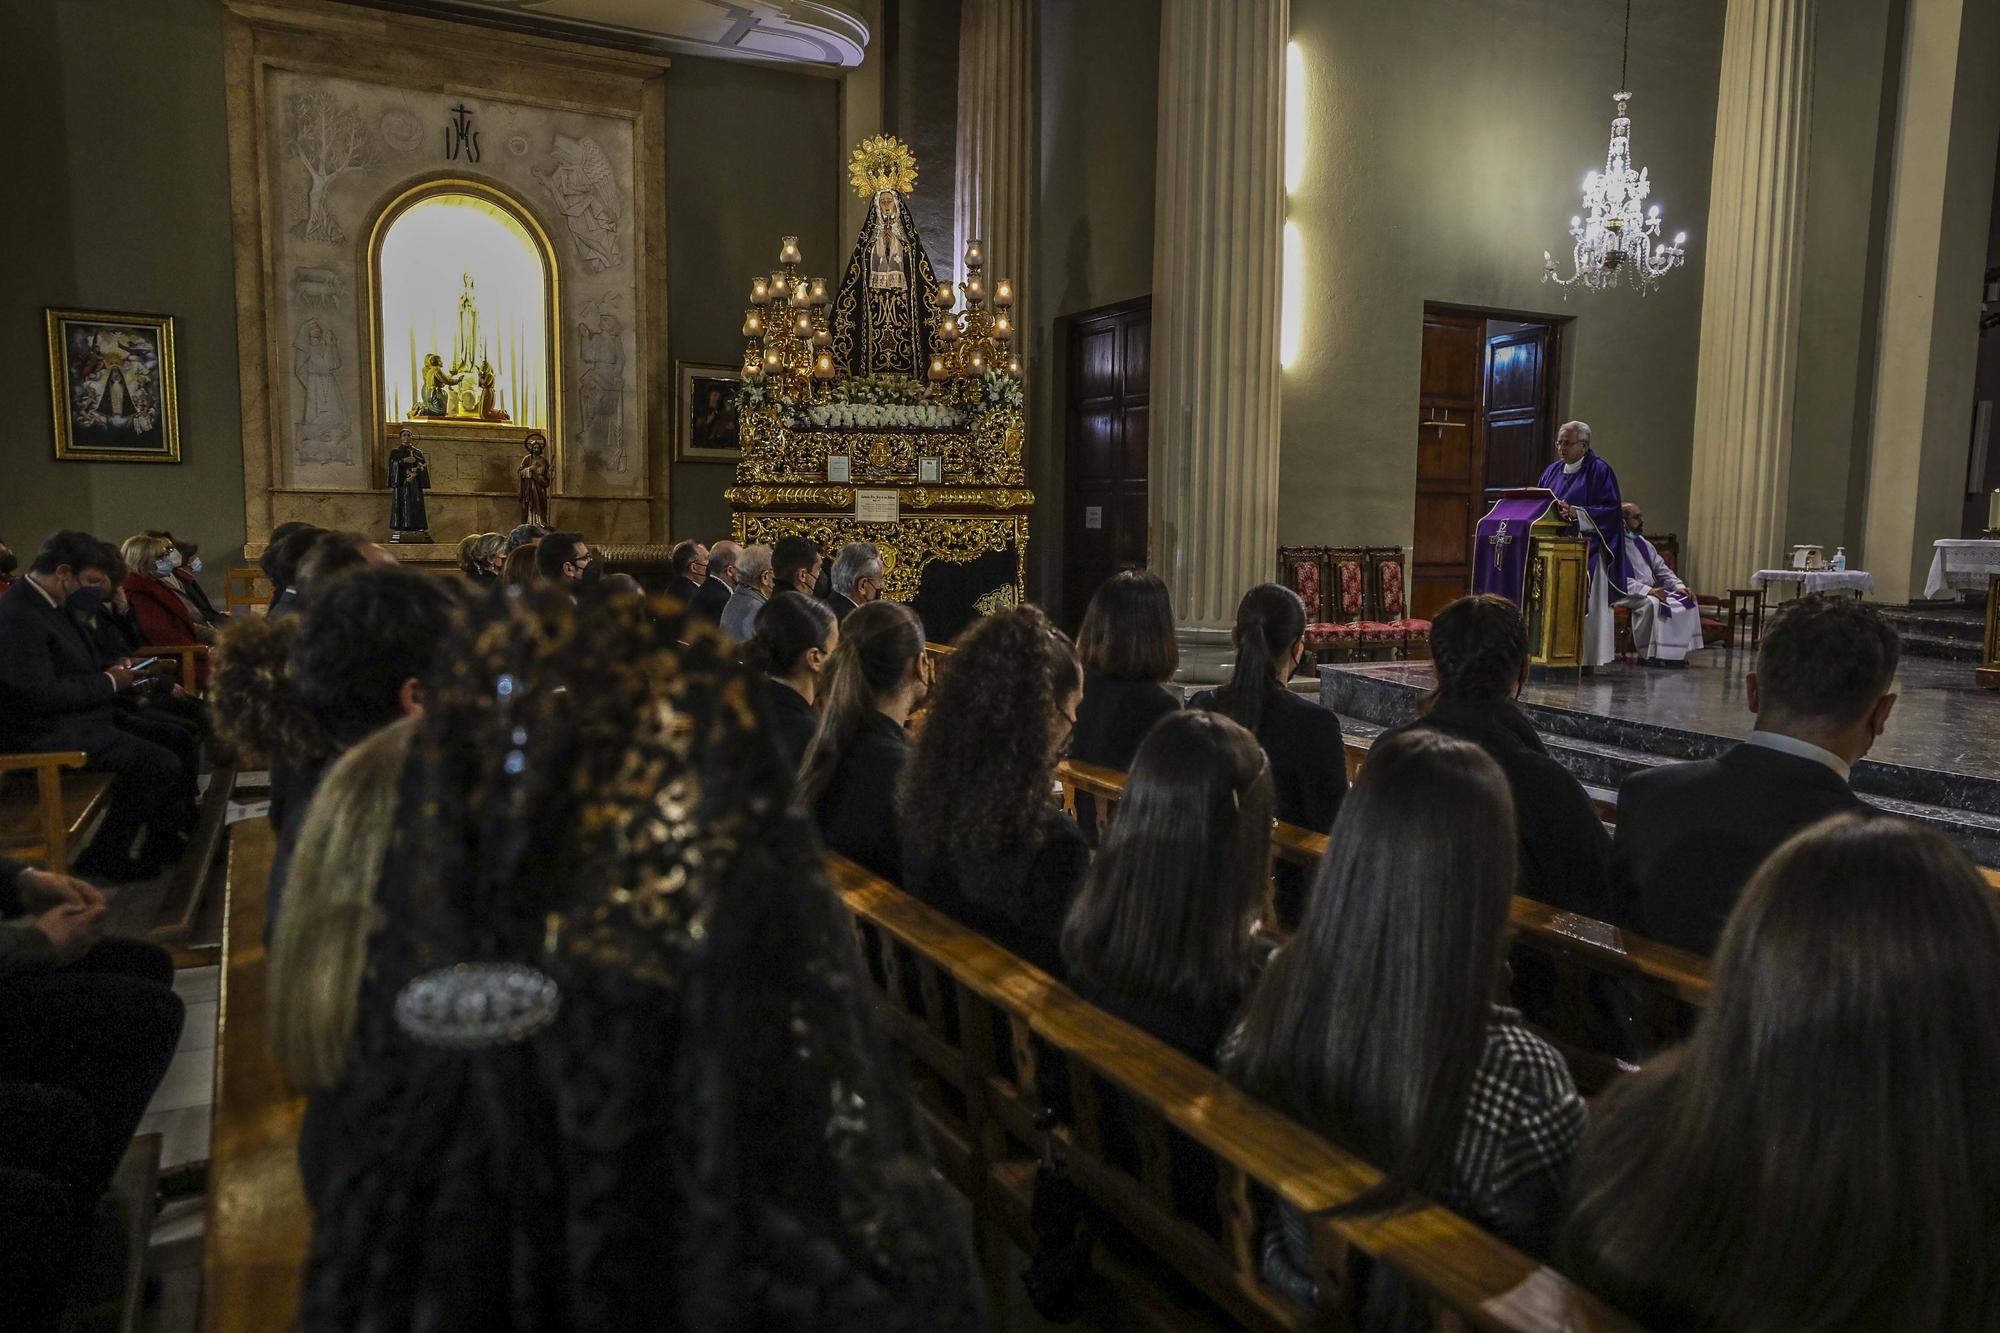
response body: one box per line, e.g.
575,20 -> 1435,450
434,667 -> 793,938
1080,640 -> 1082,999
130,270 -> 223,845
4,0 -> 2000,1328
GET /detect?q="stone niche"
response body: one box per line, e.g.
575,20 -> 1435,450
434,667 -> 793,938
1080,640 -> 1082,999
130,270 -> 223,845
222,0 -> 668,556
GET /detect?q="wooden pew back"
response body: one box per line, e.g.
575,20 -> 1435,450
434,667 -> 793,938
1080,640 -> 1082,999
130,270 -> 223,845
0,750 -> 112,874
830,853 -> 1638,1331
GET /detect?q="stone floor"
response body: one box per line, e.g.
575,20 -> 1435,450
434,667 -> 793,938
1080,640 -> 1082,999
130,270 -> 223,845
1330,650 -> 2000,784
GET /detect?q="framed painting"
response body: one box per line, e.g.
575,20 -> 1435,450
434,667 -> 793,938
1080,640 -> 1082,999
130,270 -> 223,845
675,361 -> 745,463
45,308 -> 181,463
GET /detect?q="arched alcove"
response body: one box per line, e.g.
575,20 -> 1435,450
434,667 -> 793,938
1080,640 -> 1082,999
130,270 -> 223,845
367,179 -> 558,434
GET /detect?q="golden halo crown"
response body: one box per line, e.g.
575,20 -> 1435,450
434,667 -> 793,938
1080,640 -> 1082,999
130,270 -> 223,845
849,135 -> 919,199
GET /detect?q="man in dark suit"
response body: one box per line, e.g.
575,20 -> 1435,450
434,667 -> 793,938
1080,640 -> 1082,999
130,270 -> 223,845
824,541 -> 884,623
0,532 -> 191,882
664,539 -> 709,610
1612,594 -> 1896,956
692,539 -> 738,622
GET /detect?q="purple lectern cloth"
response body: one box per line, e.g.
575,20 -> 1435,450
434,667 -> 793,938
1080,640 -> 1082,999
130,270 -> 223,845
1473,496 -> 1553,606
1538,450 -> 1627,588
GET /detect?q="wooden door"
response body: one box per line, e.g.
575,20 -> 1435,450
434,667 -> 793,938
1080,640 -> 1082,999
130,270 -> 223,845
1482,325 -> 1556,490
1411,309 -> 1485,622
1061,297 -> 1151,631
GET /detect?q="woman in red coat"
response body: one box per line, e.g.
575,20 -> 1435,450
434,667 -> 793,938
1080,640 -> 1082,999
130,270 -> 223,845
121,534 -> 216,681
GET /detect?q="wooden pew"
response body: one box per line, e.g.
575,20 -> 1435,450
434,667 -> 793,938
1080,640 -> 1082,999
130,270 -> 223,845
0,750 -> 113,874
1055,757 -> 1709,1072
139,642 -> 211,696
203,816 -> 309,1332
830,853 -> 1639,1332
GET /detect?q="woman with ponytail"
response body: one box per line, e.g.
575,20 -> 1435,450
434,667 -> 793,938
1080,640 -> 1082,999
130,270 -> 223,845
743,590 -> 839,770
795,599 -> 926,879
1189,583 -> 1347,928
900,606 -> 1085,976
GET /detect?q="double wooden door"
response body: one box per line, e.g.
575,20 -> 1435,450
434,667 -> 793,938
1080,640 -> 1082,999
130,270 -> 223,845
1410,308 -> 1560,621
1060,297 -> 1151,631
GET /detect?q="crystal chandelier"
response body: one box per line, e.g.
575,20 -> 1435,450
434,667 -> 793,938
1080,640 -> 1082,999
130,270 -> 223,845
1543,1 -> 1688,295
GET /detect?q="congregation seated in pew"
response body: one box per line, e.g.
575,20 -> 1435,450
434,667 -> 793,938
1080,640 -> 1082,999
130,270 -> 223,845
1227,728 -> 1586,1322
1612,593 -> 1899,955
900,605 -> 1087,978
1190,583 -> 1348,929
744,589 -> 838,771
796,598 -> 927,882
1068,569 -> 1182,846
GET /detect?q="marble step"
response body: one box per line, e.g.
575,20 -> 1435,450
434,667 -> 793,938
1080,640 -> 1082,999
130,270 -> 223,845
1894,631 -> 1983,663
1322,669 -> 2000,865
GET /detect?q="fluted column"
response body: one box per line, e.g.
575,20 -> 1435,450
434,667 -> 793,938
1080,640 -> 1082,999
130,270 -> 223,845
1150,0 -> 1287,675
1684,0 -> 1815,593
953,0 -> 1033,308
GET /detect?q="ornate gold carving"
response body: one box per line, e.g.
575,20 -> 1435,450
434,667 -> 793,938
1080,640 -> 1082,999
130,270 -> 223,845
973,584 -> 1020,617
849,134 -> 919,198
900,487 -> 1036,511
732,513 -> 1027,603
722,485 -> 856,509
734,405 -> 1027,488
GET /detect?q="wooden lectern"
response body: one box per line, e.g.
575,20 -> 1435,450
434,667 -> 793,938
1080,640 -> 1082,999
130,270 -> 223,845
1472,488 -> 1590,681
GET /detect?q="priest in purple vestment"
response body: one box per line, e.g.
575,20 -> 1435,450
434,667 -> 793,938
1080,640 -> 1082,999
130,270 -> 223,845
1537,420 -> 1625,668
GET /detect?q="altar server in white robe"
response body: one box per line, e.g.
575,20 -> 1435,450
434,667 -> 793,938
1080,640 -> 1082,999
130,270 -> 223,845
1619,502 -> 1703,666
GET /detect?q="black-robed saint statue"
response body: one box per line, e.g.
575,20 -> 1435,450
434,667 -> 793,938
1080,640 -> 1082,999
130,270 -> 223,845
831,188 -> 946,378
387,430 -> 431,541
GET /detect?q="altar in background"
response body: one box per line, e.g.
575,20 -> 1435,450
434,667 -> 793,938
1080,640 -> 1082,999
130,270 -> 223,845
727,137 -> 1031,642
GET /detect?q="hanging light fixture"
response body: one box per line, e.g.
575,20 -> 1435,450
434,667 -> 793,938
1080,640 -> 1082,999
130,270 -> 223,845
1543,0 -> 1689,295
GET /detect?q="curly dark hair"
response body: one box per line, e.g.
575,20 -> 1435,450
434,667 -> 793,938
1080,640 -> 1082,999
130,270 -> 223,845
899,606 -> 1081,860
1424,594 -> 1528,708
210,613 -> 322,766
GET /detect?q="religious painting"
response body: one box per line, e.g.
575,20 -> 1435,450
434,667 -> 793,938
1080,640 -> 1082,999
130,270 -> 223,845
45,308 -> 181,463
676,362 -> 744,463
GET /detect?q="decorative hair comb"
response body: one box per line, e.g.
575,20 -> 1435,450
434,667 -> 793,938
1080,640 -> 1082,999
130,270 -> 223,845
394,961 -> 561,1049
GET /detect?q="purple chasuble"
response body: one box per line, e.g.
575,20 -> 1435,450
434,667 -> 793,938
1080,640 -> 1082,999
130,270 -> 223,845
1537,450 -> 1627,588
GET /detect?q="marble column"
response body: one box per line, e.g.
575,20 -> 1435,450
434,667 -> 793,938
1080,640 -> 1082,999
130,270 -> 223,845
1860,0 -> 2000,600
1150,0 -> 1287,678
953,0 -> 1033,301
1684,0 -> 1816,594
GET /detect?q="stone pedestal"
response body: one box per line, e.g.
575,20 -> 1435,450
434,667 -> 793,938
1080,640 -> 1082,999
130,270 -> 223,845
1149,0 -> 1287,680
1684,0 -> 1816,594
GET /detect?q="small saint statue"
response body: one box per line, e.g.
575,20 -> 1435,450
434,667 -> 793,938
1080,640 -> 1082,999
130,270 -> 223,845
518,432 -> 551,528
387,429 -> 431,542
415,353 -> 467,418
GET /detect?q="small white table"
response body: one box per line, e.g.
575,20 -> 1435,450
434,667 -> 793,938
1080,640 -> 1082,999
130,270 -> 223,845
1750,568 -> 1875,599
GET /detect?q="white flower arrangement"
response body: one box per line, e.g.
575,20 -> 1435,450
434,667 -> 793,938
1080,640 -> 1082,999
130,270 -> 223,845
805,401 -> 963,431
979,369 -> 1023,409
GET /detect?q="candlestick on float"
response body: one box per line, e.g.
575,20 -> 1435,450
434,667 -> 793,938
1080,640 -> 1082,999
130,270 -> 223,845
780,236 -> 803,267
994,279 -> 1014,309
751,277 -> 770,306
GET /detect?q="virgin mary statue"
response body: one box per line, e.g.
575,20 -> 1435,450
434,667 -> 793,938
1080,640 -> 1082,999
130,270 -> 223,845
831,182 -> 945,378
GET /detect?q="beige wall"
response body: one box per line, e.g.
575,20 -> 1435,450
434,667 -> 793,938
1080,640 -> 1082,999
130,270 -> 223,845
665,55 -> 842,544
0,0 -> 845,571
1281,0 -> 1724,550
1,0 -> 246,589
1031,0 -> 1160,609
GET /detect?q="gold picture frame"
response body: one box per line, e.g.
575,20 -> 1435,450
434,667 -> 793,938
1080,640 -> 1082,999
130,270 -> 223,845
45,307 -> 181,463
675,360 -> 745,463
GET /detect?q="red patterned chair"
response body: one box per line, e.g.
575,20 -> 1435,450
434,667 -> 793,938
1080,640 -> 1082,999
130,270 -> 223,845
1278,546 -> 1330,622
1300,547 -> 1384,662
1365,547 -> 1431,659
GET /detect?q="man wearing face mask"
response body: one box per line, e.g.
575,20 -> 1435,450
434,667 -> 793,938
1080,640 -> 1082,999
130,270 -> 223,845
534,531 -> 602,600
0,531 -> 193,882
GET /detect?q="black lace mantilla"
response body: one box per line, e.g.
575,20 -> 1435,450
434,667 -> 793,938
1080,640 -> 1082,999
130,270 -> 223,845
300,586 -> 983,1330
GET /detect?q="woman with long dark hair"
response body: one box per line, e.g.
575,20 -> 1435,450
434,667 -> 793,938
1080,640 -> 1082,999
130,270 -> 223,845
300,589 -> 982,1330
1562,813 -> 2000,1329
743,590 -> 839,771
899,606 -> 1085,976
1384,593 -> 1610,1038
1068,570 -> 1181,845
795,599 -> 926,880
1061,710 -> 1272,1064
1226,728 -> 1583,1320
1189,583 -> 1346,927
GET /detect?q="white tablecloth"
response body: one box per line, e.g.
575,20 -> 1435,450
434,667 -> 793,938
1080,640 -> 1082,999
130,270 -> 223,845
1751,568 -> 1875,597
1924,539 -> 2000,599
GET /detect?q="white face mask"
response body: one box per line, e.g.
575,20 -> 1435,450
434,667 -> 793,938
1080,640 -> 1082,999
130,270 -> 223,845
155,557 -> 178,577
187,555 -> 202,575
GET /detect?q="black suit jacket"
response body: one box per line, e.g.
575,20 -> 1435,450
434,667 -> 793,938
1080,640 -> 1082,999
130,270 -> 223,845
816,712 -> 909,883
0,579 -> 120,753
666,575 -> 705,608
764,678 -> 818,772
691,576 -> 731,623
1387,699 -> 1611,919
1613,741 -> 1866,955
823,590 -> 858,622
